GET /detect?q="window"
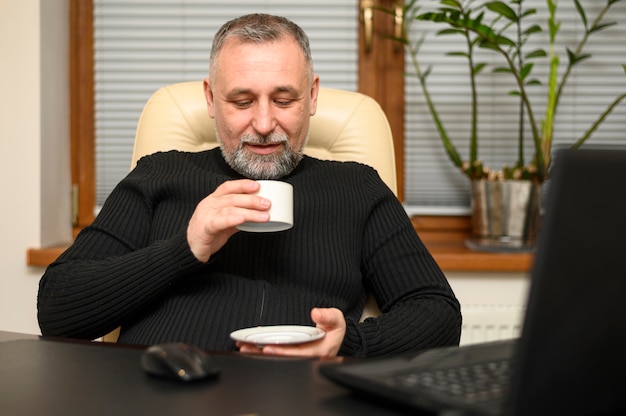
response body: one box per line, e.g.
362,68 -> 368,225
403,0 -> 626,211
80,1 -> 625,221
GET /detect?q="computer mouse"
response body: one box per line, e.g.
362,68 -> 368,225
140,342 -> 220,382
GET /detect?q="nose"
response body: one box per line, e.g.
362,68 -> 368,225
251,101 -> 277,135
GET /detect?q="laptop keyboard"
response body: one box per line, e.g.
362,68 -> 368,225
380,358 -> 511,406
319,340 -> 517,415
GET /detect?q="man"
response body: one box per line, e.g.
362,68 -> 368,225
37,14 -> 461,357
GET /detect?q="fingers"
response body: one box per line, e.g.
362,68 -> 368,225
187,179 -> 271,262
238,340 -> 319,357
210,178 -> 259,198
207,180 -> 270,219
311,307 -> 344,331
204,180 -> 271,229
236,341 -> 264,354
237,308 -> 347,358
262,343 -> 320,357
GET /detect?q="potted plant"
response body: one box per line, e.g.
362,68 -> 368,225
397,0 -> 625,250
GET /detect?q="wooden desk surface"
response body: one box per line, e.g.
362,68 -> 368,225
0,332 -> 425,416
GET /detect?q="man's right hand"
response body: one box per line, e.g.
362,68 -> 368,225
186,179 -> 271,262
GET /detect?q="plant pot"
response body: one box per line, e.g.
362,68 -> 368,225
467,179 -> 541,252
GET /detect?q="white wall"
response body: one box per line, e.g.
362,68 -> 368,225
0,0 -> 71,334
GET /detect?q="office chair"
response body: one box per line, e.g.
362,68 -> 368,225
131,81 -> 397,188
103,81 -> 396,342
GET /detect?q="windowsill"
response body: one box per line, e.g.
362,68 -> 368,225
26,246 -> 68,268
26,216 -> 533,272
412,215 -> 533,272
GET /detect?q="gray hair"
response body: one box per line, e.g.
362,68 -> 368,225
208,14 -> 314,83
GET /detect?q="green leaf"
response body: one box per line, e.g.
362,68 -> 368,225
567,48 -> 591,65
473,62 -> 487,75
493,34 -> 516,48
448,9 -> 462,21
474,11 -> 485,27
525,79 -> 542,87
485,1 -> 518,22
521,8 -> 537,18
478,40 -> 500,51
438,28 -> 465,36
415,12 -> 444,22
447,51 -> 470,58
525,49 -> 547,59
573,0 -> 587,30
590,22 -> 617,34
493,66 -> 512,73
520,63 -> 534,80
509,90 -> 521,97
548,20 -> 560,40
576,53 -> 591,64
523,24 -> 542,37
440,0 -> 461,9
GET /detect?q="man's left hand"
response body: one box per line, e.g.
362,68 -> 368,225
237,307 -> 346,357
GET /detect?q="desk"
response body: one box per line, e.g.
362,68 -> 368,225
0,331 -> 428,416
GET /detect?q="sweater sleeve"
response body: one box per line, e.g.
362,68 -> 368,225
37,157 -> 204,340
338,170 -> 462,357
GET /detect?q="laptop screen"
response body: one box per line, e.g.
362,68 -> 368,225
507,148 -> 626,415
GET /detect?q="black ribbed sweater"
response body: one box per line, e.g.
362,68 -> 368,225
37,149 -> 461,357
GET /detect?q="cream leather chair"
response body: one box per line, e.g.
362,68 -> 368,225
131,81 -> 397,188
103,81 -> 395,342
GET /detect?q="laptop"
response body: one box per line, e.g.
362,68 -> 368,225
320,148 -> 626,416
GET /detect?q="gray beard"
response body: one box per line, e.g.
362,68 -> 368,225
219,132 -> 304,179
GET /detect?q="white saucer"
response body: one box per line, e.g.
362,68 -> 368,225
230,325 -> 325,345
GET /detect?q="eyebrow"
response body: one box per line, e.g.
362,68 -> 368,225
227,85 -> 300,97
273,86 -> 299,95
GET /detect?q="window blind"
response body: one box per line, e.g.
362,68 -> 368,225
95,1 -> 626,212
94,0 -> 358,207
404,0 -> 626,211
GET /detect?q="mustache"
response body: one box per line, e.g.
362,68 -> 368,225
240,132 -> 289,145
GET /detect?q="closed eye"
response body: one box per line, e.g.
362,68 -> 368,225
274,99 -> 295,107
233,100 -> 253,108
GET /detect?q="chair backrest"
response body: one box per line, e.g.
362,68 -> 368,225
132,81 -> 397,195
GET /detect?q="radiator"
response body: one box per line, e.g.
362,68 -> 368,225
460,305 -> 525,345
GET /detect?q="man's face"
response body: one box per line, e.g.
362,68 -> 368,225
204,37 -> 319,179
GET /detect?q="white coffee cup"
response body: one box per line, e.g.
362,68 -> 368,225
237,180 -> 293,232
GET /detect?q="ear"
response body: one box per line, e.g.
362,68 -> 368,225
203,77 -> 215,119
309,75 -> 320,116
